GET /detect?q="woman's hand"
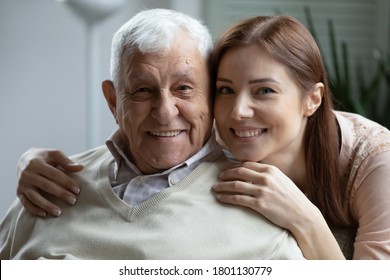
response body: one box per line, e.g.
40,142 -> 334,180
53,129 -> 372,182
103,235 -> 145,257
212,162 -> 313,230
212,162 -> 345,259
17,148 -> 83,217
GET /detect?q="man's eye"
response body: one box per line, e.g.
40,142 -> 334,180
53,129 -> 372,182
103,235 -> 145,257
177,85 -> 192,91
125,87 -> 154,101
136,87 -> 152,93
217,87 -> 234,95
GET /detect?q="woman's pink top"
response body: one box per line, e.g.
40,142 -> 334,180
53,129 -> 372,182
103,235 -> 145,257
336,111 -> 390,259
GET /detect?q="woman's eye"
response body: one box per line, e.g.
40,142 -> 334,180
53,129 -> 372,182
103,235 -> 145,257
257,87 -> 275,95
217,87 -> 234,95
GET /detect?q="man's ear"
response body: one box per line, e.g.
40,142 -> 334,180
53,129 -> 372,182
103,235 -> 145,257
304,82 -> 323,117
102,80 -> 117,122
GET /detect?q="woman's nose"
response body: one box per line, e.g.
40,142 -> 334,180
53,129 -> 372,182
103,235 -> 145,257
231,94 -> 254,120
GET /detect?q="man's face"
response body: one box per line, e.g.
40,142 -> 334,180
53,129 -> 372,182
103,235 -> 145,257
106,34 -> 212,174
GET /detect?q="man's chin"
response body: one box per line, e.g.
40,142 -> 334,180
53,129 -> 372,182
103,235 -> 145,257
154,156 -> 188,170
141,152 -> 191,173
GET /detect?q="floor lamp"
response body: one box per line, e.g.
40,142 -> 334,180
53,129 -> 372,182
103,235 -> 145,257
57,0 -> 126,148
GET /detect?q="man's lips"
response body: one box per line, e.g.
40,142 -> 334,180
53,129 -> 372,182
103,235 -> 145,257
148,130 -> 183,137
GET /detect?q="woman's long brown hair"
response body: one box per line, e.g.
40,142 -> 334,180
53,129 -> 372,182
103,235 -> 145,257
211,15 -> 347,226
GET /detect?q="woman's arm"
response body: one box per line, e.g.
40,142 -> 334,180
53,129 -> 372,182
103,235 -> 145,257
17,148 -> 83,217
212,162 -> 345,259
350,151 -> 390,259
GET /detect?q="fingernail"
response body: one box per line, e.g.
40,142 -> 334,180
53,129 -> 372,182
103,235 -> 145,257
52,208 -> 62,217
39,211 -> 47,217
66,196 -> 77,205
71,186 -> 80,194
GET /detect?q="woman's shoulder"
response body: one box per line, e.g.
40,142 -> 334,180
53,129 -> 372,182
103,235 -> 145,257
335,110 -> 390,156
336,111 -> 390,206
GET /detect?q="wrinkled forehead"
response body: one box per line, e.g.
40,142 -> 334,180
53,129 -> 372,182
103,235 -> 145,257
119,39 -> 209,87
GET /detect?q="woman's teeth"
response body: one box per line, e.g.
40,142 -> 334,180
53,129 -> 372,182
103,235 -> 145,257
234,129 -> 264,138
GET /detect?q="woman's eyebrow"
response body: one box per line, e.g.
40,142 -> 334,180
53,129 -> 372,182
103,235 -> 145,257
216,77 -> 280,84
216,77 -> 232,83
249,78 -> 280,84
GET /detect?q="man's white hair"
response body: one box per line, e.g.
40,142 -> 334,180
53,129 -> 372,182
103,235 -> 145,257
110,8 -> 213,89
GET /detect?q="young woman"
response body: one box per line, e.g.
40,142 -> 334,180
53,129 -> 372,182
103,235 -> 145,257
13,15 -> 390,259
211,15 -> 390,259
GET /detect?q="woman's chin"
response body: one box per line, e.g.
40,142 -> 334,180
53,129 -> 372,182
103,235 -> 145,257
234,154 -> 262,162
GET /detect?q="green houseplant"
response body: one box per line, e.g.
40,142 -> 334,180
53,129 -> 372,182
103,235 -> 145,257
304,7 -> 390,128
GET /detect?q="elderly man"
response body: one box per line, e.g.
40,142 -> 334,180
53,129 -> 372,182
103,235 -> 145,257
0,9 -> 304,259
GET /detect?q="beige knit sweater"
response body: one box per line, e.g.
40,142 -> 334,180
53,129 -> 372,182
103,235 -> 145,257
0,146 -> 304,260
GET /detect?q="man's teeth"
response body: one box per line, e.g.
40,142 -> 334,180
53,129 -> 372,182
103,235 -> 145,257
149,131 -> 181,137
234,129 -> 262,138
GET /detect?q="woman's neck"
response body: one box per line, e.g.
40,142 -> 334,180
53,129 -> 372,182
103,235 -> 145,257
263,146 -> 308,193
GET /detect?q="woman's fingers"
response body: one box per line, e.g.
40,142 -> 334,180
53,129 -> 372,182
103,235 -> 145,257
18,193 -> 48,217
33,160 -> 81,195
213,180 -> 260,196
19,165 -> 78,204
215,192 -> 269,214
47,149 -> 84,173
20,187 -> 63,217
218,162 -> 276,184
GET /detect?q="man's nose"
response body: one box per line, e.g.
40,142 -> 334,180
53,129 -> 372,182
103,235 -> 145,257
151,91 -> 179,124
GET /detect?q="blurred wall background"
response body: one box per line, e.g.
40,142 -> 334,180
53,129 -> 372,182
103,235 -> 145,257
0,0 -> 388,218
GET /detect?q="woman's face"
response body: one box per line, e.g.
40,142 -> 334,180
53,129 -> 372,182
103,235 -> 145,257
214,44 -> 314,164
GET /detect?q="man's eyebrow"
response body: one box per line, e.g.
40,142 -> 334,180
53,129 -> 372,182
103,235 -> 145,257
173,72 -> 192,79
130,75 -> 151,81
172,68 -> 196,79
